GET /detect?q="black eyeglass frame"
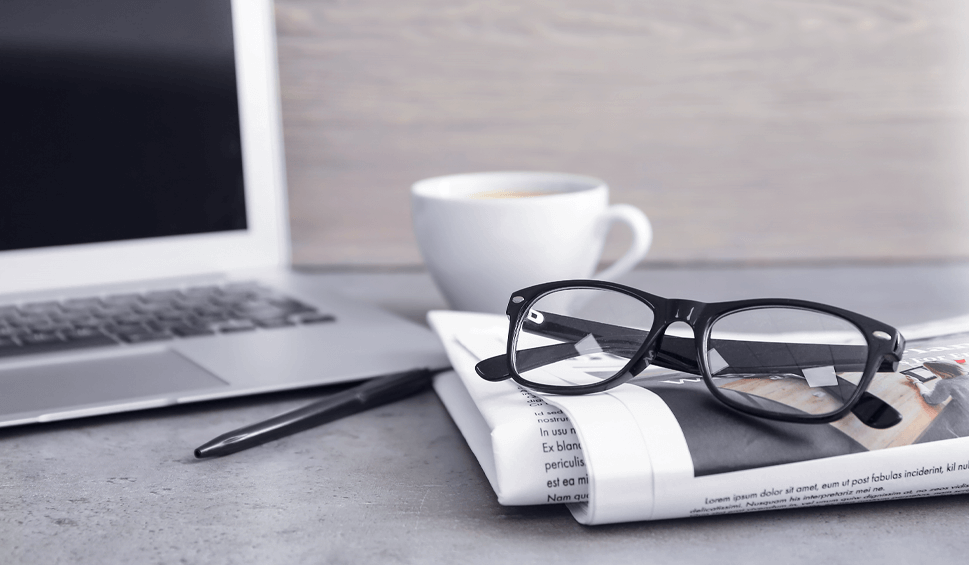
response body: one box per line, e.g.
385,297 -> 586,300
494,279 -> 906,425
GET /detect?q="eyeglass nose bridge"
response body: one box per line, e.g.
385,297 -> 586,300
626,300 -> 707,377
665,299 -> 707,326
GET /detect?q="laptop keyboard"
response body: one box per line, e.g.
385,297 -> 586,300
0,282 -> 334,359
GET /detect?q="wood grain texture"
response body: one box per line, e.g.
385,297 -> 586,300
274,0 -> 969,267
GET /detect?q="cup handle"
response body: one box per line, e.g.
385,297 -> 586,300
593,204 -> 653,281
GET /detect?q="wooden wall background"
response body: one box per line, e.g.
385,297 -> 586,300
274,0 -> 969,267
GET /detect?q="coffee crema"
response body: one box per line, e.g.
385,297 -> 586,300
468,190 -> 558,199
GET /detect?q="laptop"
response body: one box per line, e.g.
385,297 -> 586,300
0,0 -> 448,427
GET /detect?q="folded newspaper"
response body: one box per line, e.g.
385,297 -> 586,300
429,310 -> 969,525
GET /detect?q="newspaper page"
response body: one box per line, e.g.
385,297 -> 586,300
429,310 -> 969,525
430,312 -> 591,506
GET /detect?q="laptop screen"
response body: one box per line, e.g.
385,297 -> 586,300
0,0 -> 247,254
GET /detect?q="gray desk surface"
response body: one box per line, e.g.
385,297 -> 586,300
4,264 -> 969,564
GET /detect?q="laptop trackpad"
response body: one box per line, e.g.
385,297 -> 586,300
0,350 -> 228,416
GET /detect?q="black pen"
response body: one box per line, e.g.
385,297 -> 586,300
194,367 -> 446,458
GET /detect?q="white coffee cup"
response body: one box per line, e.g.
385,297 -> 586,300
411,171 -> 652,313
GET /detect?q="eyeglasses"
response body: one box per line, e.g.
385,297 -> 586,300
475,280 -> 907,429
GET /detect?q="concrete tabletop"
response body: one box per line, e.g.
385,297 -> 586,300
4,264 -> 969,564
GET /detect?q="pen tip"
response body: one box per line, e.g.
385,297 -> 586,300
194,447 -> 205,459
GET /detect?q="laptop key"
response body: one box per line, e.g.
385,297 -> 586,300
20,332 -> 63,345
118,331 -> 174,344
195,313 -> 231,324
294,313 -> 336,324
63,328 -> 112,341
18,313 -> 51,325
101,293 -> 143,306
142,290 -> 184,302
0,332 -> 119,357
269,299 -> 316,314
253,317 -> 295,329
97,306 -> 136,318
72,318 -> 105,329
132,303 -> 174,314
214,320 -> 256,333
3,318 -> 27,329
31,323 -> 76,333
61,297 -> 102,311
147,319 -> 198,332
174,296 -> 214,309
18,301 -> 62,315
55,310 -> 93,322
54,324 -> 78,333
194,304 -> 233,316
235,306 -> 290,320
101,323 -> 149,336
116,313 -> 155,325
183,287 -> 221,301
155,310 -> 189,321
171,325 -> 217,337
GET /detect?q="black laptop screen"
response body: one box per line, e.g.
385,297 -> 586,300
0,0 -> 247,253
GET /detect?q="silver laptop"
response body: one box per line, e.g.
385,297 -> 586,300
0,0 -> 447,427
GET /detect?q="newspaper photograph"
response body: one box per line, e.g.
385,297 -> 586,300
624,330 -> 969,476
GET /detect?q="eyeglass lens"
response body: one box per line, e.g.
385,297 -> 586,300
513,288 -> 654,387
706,307 -> 869,418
